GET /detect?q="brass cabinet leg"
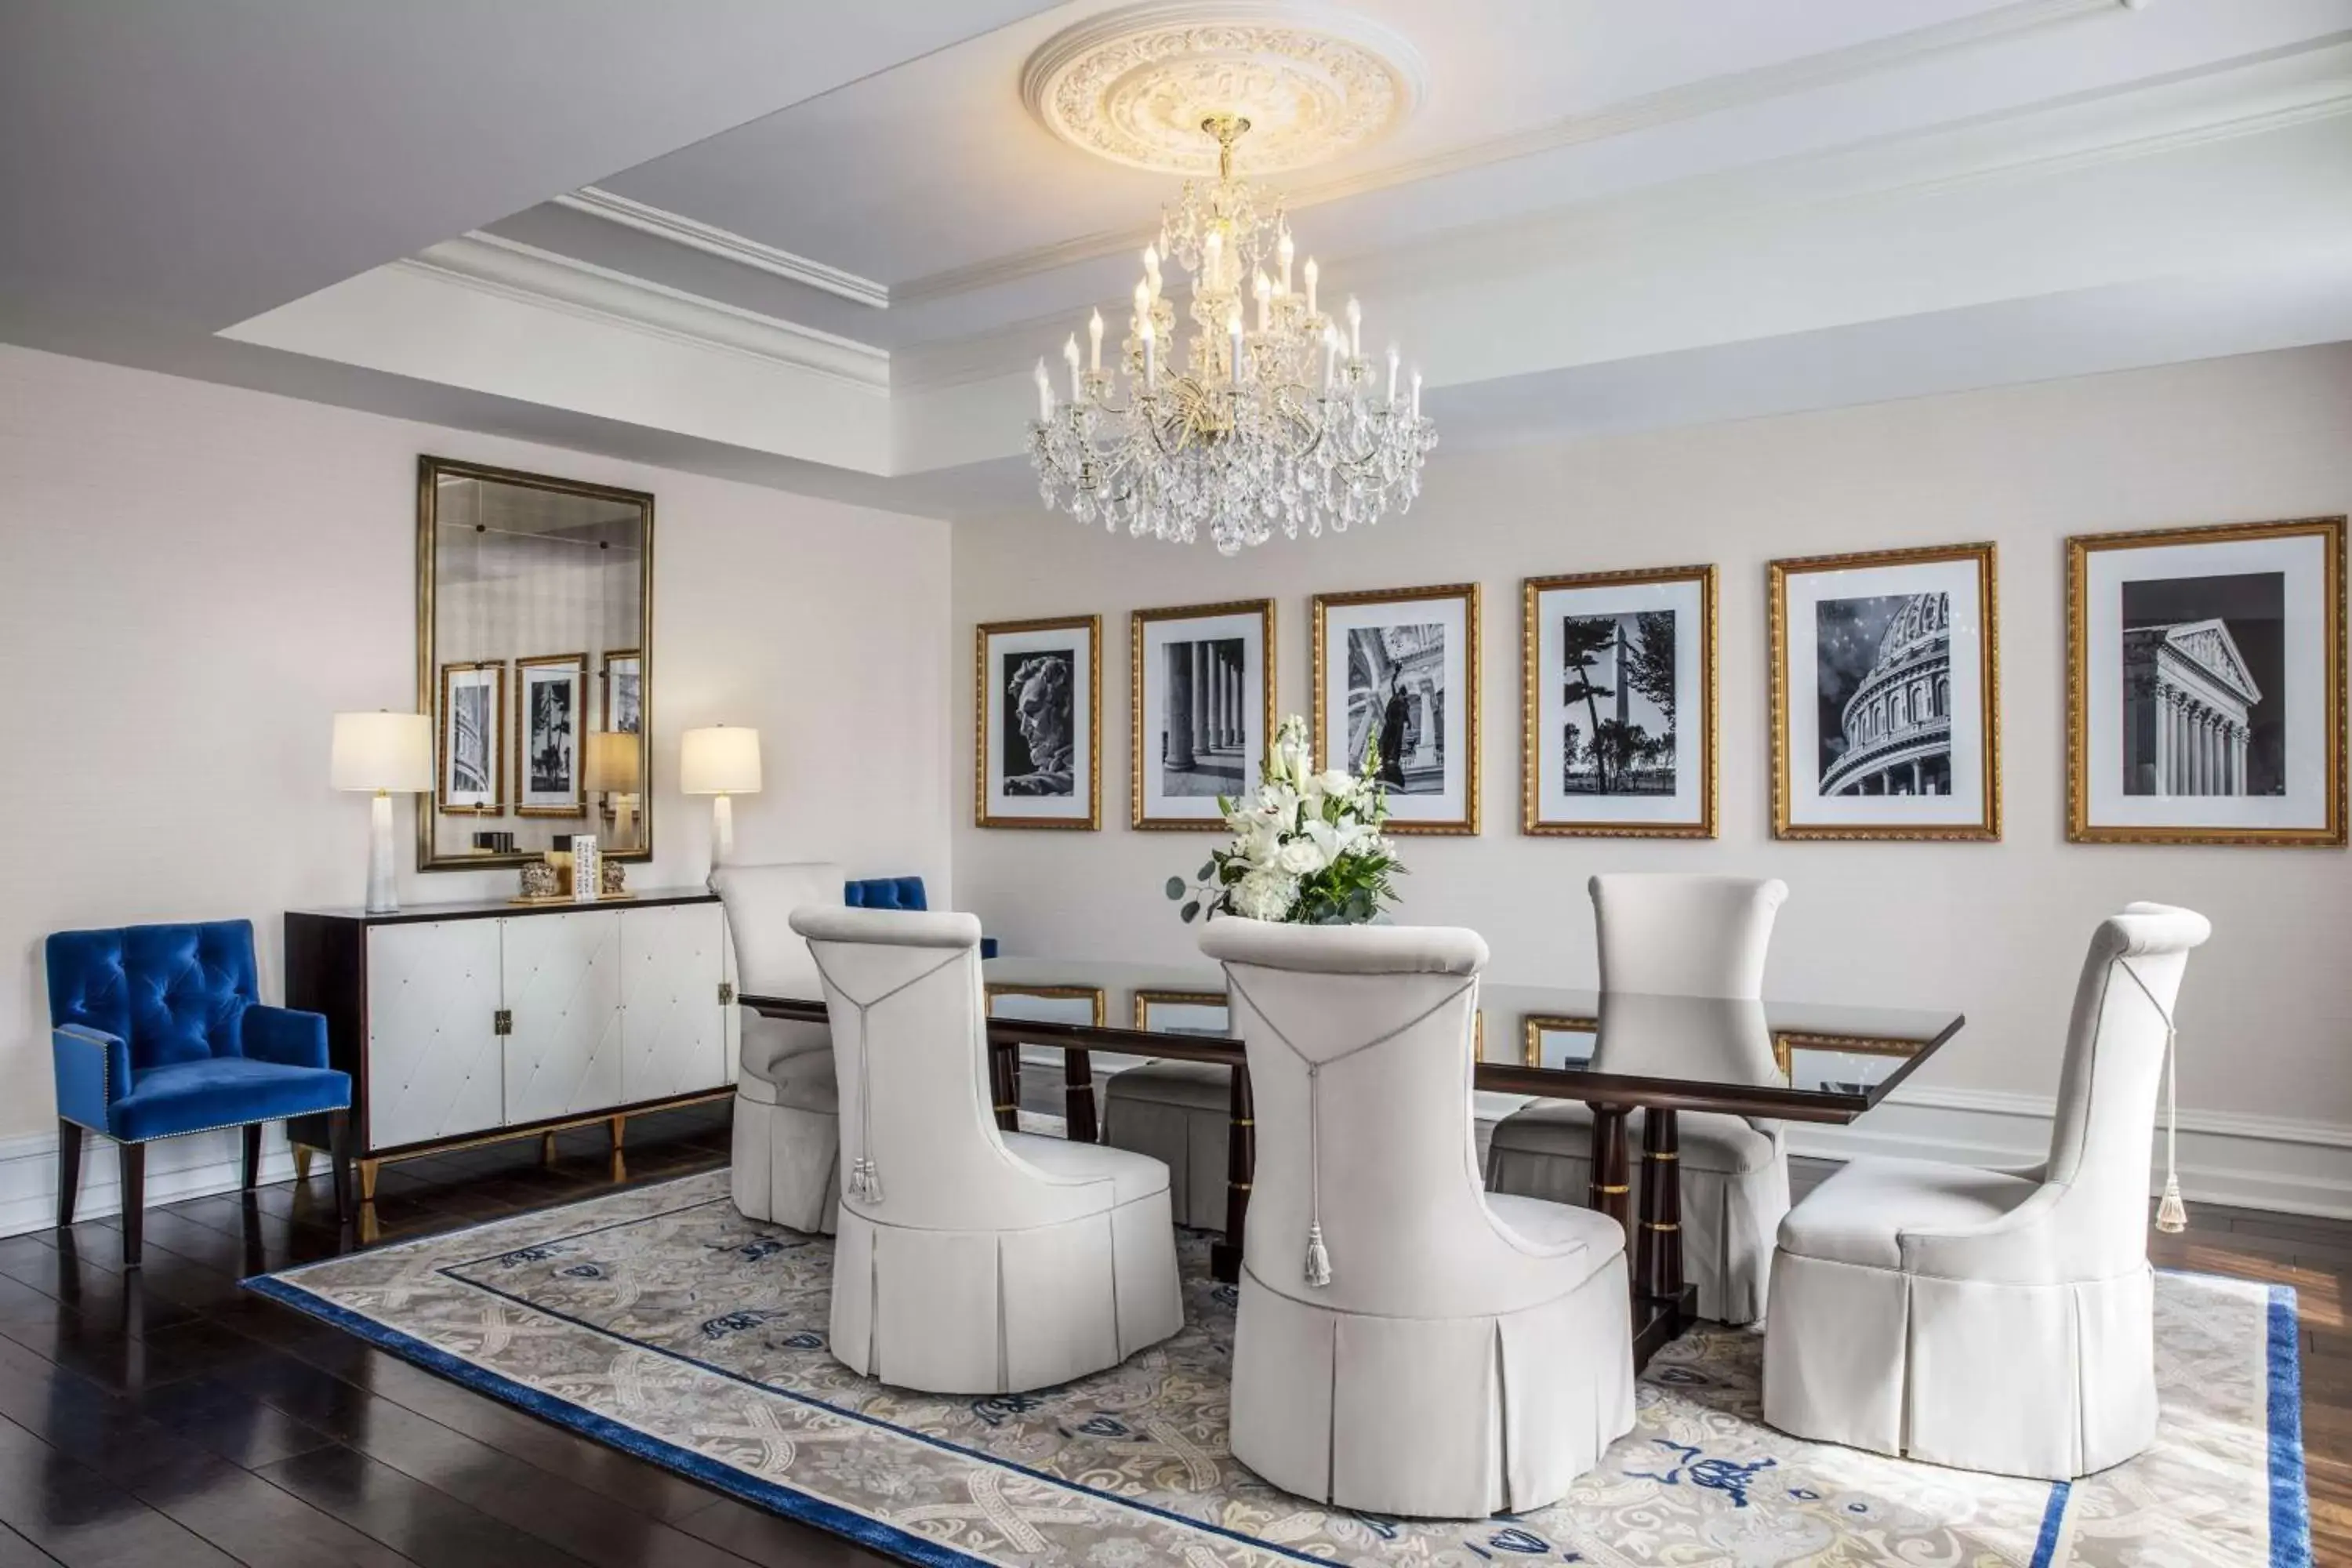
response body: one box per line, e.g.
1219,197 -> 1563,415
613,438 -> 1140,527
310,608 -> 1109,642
541,1131 -> 558,1167
608,1114 -> 627,1180
358,1158 -> 379,1205
292,1145 -> 314,1185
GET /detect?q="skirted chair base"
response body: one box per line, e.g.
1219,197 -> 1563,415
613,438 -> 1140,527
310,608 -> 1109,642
1486,1102 -> 1787,1324
1762,1156 -> 2155,1479
1230,1240 -> 1636,1518
1101,1060 -> 1229,1228
829,1134 -> 1184,1395
731,1077 -> 838,1235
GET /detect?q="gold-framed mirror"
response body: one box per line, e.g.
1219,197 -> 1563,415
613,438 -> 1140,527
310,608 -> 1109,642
416,456 -> 654,871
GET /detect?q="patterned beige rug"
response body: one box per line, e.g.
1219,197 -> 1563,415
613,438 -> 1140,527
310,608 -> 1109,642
250,1171 -> 2308,1568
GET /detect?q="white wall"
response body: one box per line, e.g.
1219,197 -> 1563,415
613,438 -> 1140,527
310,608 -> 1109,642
953,344 -> 2352,1211
0,344 -> 953,1173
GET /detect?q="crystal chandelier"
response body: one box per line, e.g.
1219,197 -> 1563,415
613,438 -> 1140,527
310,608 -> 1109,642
1028,115 -> 1436,555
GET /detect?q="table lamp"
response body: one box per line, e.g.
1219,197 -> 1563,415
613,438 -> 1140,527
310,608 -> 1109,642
332,710 -> 432,914
681,725 -> 760,867
585,731 -> 644,851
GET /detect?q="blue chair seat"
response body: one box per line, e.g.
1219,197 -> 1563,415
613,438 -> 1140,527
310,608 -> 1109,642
110,1058 -> 352,1144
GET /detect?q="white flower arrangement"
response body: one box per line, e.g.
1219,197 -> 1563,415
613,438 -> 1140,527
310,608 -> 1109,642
1167,715 -> 1403,926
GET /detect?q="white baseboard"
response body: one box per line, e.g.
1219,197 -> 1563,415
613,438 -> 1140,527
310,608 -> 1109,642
0,1123 -> 303,1239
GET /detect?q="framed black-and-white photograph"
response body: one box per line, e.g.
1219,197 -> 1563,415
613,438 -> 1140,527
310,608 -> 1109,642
1521,1014 -> 1596,1070
436,661 -> 504,815
1131,600 -> 1273,830
2069,516 -> 2343,846
515,652 -> 586,817
601,648 -> 641,736
1770,543 -> 1999,840
1523,565 -> 1716,837
976,615 -> 1100,829
987,984 -> 1106,1029
1133,989 -> 1230,1036
1312,583 -> 1481,833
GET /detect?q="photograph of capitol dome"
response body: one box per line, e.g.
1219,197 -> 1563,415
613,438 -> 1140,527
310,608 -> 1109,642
1815,592 -> 1955,797
1770,541 -> 1999,840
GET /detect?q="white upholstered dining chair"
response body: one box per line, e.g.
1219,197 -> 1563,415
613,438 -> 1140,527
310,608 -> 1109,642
1203,918 -> 1634,1518
789,906 -> 1184,1395
1763,902 -> 2211,1479
710,861 -> 844,1234
1486,873 -> 1791,1323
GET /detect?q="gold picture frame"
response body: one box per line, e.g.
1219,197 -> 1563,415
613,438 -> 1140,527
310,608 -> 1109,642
434,660 -> 506,815
1770,1031 -> 1922,1080
1520,1014 -> 1598,1068
514,652 -> 589,818
985,983 -> 1109,1027
599,647 -> 641,737
2065,515 -> 2345,847
1131,598 -> 1276,831
975,615 -> 1102,830
1311,582 -> 1483,834
1131,989 -> 1229,1032
1769,542 -> 2001,841
1521,564 -> 1719,838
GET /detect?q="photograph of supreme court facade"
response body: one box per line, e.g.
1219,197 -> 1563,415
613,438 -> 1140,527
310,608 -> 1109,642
2121,572 -> 2286,797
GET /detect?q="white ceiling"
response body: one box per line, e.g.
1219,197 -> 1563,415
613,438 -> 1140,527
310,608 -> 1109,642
7,0 -> 2352,517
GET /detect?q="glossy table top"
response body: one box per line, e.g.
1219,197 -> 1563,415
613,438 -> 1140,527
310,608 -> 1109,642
746,954 -> 1965,1124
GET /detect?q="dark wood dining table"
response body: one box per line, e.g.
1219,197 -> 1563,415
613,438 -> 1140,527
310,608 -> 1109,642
743,956 -> 1964,1362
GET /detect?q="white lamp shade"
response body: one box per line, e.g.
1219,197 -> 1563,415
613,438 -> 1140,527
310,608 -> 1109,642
332,711 -> 432,793
584,730 -> 643,793
681,725 -> 762,795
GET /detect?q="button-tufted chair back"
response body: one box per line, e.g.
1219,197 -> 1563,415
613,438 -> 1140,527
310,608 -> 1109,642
46,921 -> 261,1073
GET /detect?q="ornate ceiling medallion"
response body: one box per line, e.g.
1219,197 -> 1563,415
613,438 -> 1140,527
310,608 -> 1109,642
1021,2 -> 1425,176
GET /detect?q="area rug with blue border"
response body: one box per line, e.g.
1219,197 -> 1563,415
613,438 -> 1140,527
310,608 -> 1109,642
248,1172 -> 2308,1567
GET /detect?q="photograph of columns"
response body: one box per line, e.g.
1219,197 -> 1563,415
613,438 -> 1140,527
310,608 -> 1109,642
1131,599 -> 1274,829
2069,515 -> 2344,846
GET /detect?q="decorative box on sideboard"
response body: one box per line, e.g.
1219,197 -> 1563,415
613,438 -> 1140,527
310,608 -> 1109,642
283,888 -> 739,1218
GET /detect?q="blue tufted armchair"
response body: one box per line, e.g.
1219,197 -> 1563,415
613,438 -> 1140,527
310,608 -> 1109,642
46,920 -> 353,1265
844,877 -> 996,958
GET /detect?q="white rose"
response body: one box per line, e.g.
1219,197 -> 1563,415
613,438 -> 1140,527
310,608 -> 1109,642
1276,837 -> 1327,877
1315,769 -> 1358,800
1232,868 -> 1300,922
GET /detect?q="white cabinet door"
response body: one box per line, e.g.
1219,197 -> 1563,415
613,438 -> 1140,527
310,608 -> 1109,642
365,920 -> 504,1150
500,911 -> 622,1126
620,903 -> 729,1103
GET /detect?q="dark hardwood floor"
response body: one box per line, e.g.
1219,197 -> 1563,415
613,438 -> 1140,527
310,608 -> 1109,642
0,1117 -> 2333,1566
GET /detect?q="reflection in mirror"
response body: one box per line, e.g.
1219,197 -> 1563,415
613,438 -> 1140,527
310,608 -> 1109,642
419,459 -> 652,869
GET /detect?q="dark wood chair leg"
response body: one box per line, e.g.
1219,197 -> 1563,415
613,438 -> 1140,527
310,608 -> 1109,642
241,1123 -> 263,1190
118,1142 -> 145,1269
328,1109 -> 354,1228
55,1120 -> 82,1229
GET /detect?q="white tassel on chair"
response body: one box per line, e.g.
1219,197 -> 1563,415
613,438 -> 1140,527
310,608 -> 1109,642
1304,1221 -> 1332,1288
2119,958 -> 2187,1234
862,1159 -> 884,1206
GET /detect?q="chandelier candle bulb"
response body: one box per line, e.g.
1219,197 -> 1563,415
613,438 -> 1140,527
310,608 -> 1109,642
1411,368 -> 1422,419
1024,115 -> 1432,553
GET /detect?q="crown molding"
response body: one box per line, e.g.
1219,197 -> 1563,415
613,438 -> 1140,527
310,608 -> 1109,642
401,230 -> 891,392
554,185 -> 893,310
893,0 -> 2132,306
887,60 -> 2352,394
